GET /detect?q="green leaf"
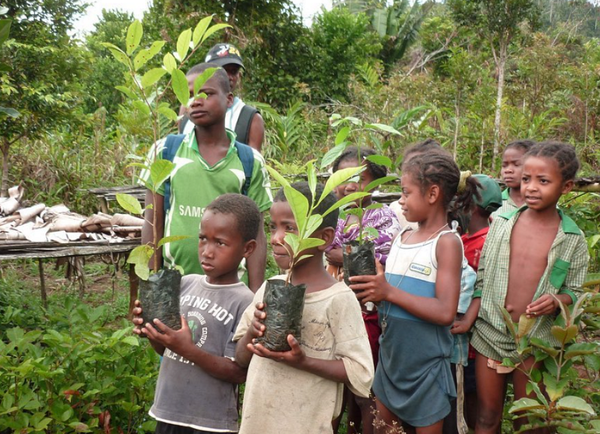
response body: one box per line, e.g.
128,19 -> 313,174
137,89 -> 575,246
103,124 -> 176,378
0,19 -> 11,46
556,396 -> 596,415
304,214 -> 323,238
530,337 -> 560,357
134,41 -> 165,71
298,237 -> 325,252
157,235 -> 189,249
149,159 -> 175,191
564,343 -> 598,360
7,327 -> 24,344
141,67 -> 167,88
171,69 -> 190,106
321,166 -> 364,204
363,226 -> 379,240
265,165 -> 290,189
0,106 -> 19,118
364,175 -> 397,193
176,28 -> 192,61
127,245 -> 153,280
500,307 -> 518,339
529,381 -> 549,407
306,161 -> 317,195
102,43 -> 130,67
163,53 -> 177,73
121,336 -> 139,346
283,185 -> 309,237
335,126 -> 350,145
365,123 -> 402,135
517,313 -> 537,338
283,233 -> 300,257
543,372 -> 567,402
193,67 -> 218,97
323,192 -> 370,217
551,325 -> 578,345
321,143 -> 347,169
192,15 -> 213,47
115,85 -> 137,100
126,20 -> 143,55
200,23 -> 231,44
157,105 -> 179,122
132,100 -> 150,116
365,154 -> 393,168
509,398 -> 545,414
116,194 -> 143,215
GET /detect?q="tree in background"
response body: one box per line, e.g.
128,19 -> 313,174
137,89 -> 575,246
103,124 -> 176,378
0,0 -> 88,196
449,0 -> 539,170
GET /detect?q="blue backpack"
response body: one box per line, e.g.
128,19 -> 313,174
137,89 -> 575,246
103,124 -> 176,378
161,134 -> 254,213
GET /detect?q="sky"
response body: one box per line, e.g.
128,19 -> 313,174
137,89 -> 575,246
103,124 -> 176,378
72,0 -> 331,35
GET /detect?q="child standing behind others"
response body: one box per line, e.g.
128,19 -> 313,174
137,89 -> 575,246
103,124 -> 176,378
326,147 -> 401,434
493,139 -> 535,217
350,153 -> 481,434
234,182 -> 374,434
132,194 -> 260,434
467,142 -> 589,434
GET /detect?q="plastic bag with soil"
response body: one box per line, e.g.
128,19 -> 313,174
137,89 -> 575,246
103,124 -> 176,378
343,240 -> 376,286
139,268 -> 182,332
256,278 -> 306,352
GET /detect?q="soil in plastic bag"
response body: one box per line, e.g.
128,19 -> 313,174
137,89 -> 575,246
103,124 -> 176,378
139,267 -> 182,333
343,240 -> 376,286
256,278 -> 306,352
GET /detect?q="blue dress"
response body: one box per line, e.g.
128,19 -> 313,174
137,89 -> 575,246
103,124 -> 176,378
373,229 -> 458,427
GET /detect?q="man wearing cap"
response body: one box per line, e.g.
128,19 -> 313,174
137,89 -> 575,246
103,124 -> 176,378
179,43 -> 265,152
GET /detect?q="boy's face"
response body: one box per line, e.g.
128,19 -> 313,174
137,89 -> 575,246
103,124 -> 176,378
269,201 -> 297,270
334,159 -> 374,206
198,210 -> 251,285
186,73 -> 233,128
223,64 -> 242,91
521,156 -> 573,213
501,147 -> 526,189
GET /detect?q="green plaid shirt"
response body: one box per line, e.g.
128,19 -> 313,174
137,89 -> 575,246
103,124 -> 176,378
491,188 -> 518,218
471,206 -> 589,362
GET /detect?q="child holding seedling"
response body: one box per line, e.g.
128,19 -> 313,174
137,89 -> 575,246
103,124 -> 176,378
350,152 -> 480,434
326,146 -> 400,434
133,194 -> 259,434
492,139 -> 535,217
140,63 -> 272,292
234,182 -> 374,434
466,142 -> 589,434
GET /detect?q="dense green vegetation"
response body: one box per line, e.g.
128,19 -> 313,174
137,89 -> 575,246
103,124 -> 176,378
1,0 -> 599,432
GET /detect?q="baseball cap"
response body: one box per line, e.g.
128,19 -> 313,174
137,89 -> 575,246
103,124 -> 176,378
205,43 -> 244,69
473,174 -> 502,213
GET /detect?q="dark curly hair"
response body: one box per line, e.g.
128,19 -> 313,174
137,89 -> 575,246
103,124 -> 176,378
274,181 -> 339,231
524,141 -> 580,182
186,63 -> 231,93
332,146 -> 387,180
205,193 -> 260,242
505,139 -> 535,154
402,152 -> 480,214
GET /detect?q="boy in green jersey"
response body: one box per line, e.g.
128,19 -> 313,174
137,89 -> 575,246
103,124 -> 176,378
141,64 -> 272,291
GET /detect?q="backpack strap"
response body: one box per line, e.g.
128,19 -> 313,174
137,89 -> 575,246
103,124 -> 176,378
234,141 -> 254,196
161,134 -> 186,214
234,104 -> 258,145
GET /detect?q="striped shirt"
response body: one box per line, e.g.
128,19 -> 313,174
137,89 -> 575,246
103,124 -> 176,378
471,206 -> 589,362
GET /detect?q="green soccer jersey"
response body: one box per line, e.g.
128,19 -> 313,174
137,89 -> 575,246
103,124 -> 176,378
154,130 -> 272,275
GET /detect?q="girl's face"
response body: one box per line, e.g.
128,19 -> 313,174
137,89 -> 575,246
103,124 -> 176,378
399,172 -> 429,222
521,156 -> 572,213
268,201 -> 297,270
501,147 -> 526,189
334,159 -> 375,205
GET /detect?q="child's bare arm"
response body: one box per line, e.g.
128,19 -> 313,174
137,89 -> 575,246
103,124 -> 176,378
451,298 -> 481,334
142,316 -> 247,384
249,335 -> 348,384
247,216 -> 266,292
234,302 -> 266,368
352,234 -> 462,326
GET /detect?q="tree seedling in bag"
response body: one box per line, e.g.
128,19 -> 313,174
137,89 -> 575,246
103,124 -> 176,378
103,17 -> 230,330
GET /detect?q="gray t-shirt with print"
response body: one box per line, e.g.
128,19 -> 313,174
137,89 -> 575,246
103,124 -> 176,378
149,275 -> 253,432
